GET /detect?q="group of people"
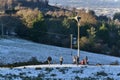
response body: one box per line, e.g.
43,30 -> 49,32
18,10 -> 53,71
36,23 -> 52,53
47,56 -> 88,65
73,56 -> 88,65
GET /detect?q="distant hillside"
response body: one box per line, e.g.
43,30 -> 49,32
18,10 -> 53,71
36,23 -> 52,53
0,0 -> 62,13
0,0 -> 48,10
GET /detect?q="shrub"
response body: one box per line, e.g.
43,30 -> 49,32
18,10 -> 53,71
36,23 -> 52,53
110,60 -> 119,65
50,74 -> 57,77
19,72 -> 26,76
0,57 -> 43,67
58,68 -> 68,74
75,76 -> 80,80
38,73 -> 45,77
29,57 -> 39,64
22,76 -> 43,80
72,70 -> 83,74
117,73 -> 120,76
96,71 -> 108,76
45,68 -> 53,73
79,77 -> 97,80
35,67 -> 42,70
106,77 -> 114,80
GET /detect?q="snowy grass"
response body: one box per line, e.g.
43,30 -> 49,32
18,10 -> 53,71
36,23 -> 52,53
0,38 -> 120,65
0,65 -> 120,80
0,38 -> 120,80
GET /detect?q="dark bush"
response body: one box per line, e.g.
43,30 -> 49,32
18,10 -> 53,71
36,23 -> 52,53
0,57 -> 43,67
96,71 -> 108,76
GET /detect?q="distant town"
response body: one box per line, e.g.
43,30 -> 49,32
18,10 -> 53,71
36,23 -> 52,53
49,0 -> 120,17
89,8 -> 120,17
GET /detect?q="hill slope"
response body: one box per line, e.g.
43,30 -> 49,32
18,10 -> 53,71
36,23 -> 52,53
0,38 -> 120,80
0,38 -> 120,65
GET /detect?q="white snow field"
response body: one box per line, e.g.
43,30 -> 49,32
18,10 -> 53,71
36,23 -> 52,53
0,38 -> 120,80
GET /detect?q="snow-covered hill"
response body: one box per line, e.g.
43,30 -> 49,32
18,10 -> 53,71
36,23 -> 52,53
0,38 -> 120,80
0,38 -> 120,65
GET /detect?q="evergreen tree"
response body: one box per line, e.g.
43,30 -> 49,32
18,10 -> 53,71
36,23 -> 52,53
87,26 -> 96,43
96,23 -> 109,43
113,12 -> 120,21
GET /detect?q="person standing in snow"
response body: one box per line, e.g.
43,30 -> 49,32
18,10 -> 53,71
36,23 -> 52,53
76,56 -> 79,65
80,59 -> 84,65
85,56 -> 88,65
47,56 -> 52,65
60,56 -> 63,65
82,56 -> 88,65
73,56 -> 76,64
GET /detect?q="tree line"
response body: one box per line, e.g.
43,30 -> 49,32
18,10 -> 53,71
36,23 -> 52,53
0,6 -> 120,57
0,0 -> 49,11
